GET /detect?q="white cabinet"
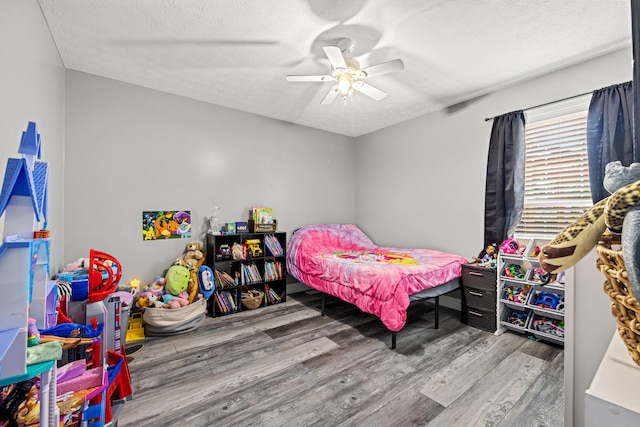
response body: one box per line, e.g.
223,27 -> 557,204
585,333 -> 640,425
496,238 -> 566,346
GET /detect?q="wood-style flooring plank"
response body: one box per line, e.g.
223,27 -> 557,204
419,330 -> 526,407
496,350 -> 564,427
121,337 -> 338,426
117,292 -> 564,427
426,350 -> 549,427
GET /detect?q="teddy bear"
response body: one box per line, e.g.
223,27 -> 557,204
175,240 -> 204,270
185,240 -> 204,262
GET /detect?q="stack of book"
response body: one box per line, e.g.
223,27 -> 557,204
265,283 -> 282,304
264,234 -> 284,256
241,262 -> 262,284
214,290 -> 237,314
264,261 -> 283,281
214,269 -> 236,288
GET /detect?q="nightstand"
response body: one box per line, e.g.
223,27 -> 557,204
461,263 -> 497,332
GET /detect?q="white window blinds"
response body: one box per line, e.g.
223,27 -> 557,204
515,101 -> 592,238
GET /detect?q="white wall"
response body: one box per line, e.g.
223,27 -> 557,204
355,47 -> 631,426
0,0 -> 65,271
64,71 -> 355,284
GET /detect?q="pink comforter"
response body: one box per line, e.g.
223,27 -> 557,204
287,224 -> 468,331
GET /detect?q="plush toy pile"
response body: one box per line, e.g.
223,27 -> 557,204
134,240 -> 211,336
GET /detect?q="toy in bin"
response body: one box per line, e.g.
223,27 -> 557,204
506,311 -> 528,328
532,317 -> 564,337
504,284 -> 530,304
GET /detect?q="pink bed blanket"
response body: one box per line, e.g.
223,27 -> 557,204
286,224 -> 468,331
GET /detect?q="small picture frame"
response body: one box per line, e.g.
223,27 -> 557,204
225,222 -> 236,233
235,222 -> 248,233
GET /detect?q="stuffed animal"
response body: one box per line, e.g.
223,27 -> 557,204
175,240 -> 204,270
135,293 -> 151,309
187,255 -> 206,303
165,265 -> 190,295
185,241 -> 204,261
148,294 -> 164,308
603,161 -> 640,194
142,276 -> 165,296
232,242 -> 244,260
163,291 -> 190,309
198,265 -> 215,300
136,296 -> 147,308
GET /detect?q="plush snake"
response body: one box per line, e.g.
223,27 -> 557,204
538,161 -> 640,299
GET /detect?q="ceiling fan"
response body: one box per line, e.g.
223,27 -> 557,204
285,38 -> 405,105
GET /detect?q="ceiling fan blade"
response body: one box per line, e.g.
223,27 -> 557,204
321,87 -> 339,105
361,59 -> 405,78
353,82 -> 387,100
286,75 -> 333,82
110,37 -> 279,46
323,46 -> 347,70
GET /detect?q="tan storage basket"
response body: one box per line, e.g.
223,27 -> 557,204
241,289 -> 264,310
596,235 -> 640,366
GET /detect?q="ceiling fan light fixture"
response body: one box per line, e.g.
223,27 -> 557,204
285,40 -> 404,105
337,73 -> 353,97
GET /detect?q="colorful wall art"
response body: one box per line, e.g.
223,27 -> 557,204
142,210 -> 191,240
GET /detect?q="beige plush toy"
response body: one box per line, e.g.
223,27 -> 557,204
185,241 -> 204,262
175,240 -> 204,270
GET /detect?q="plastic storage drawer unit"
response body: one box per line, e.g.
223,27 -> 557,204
461,263 -> 497,332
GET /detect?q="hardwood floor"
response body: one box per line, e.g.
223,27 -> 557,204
118,291 -> 564,427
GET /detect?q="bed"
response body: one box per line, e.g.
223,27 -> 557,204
286,224 -> 469,348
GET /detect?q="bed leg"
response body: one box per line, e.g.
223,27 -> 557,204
321,293 -> 326,316
391,331 -> 396,349
434,296 -> 440,329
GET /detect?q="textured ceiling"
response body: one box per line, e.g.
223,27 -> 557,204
38,0 -> 632,137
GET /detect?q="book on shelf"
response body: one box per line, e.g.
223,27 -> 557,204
222,291 -> 231,313
252,207 -> 273,224
264,234 -> 283,256
214,292 -> 226,314
225,290 -> 236,312
216,289 -> 238,314
214,269 -> 236,289
264,261 -> 283,281
265,284 -> 282,304
241,262 -> 262,284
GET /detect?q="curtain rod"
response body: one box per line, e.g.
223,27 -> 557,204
484,90 -> 593,122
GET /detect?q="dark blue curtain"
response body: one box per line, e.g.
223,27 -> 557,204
587,82 -> 636,203
484,111 -> 526,247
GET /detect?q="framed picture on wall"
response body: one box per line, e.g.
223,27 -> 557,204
142,210 -> 191,240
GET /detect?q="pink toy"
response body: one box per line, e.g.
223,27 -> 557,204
164,292 -> 189,309
165,297 -> 189,309
499,238 -> 526,255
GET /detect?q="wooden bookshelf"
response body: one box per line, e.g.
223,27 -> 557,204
205,232 -> 287,317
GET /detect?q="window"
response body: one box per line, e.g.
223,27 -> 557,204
515,95 -> 592,238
